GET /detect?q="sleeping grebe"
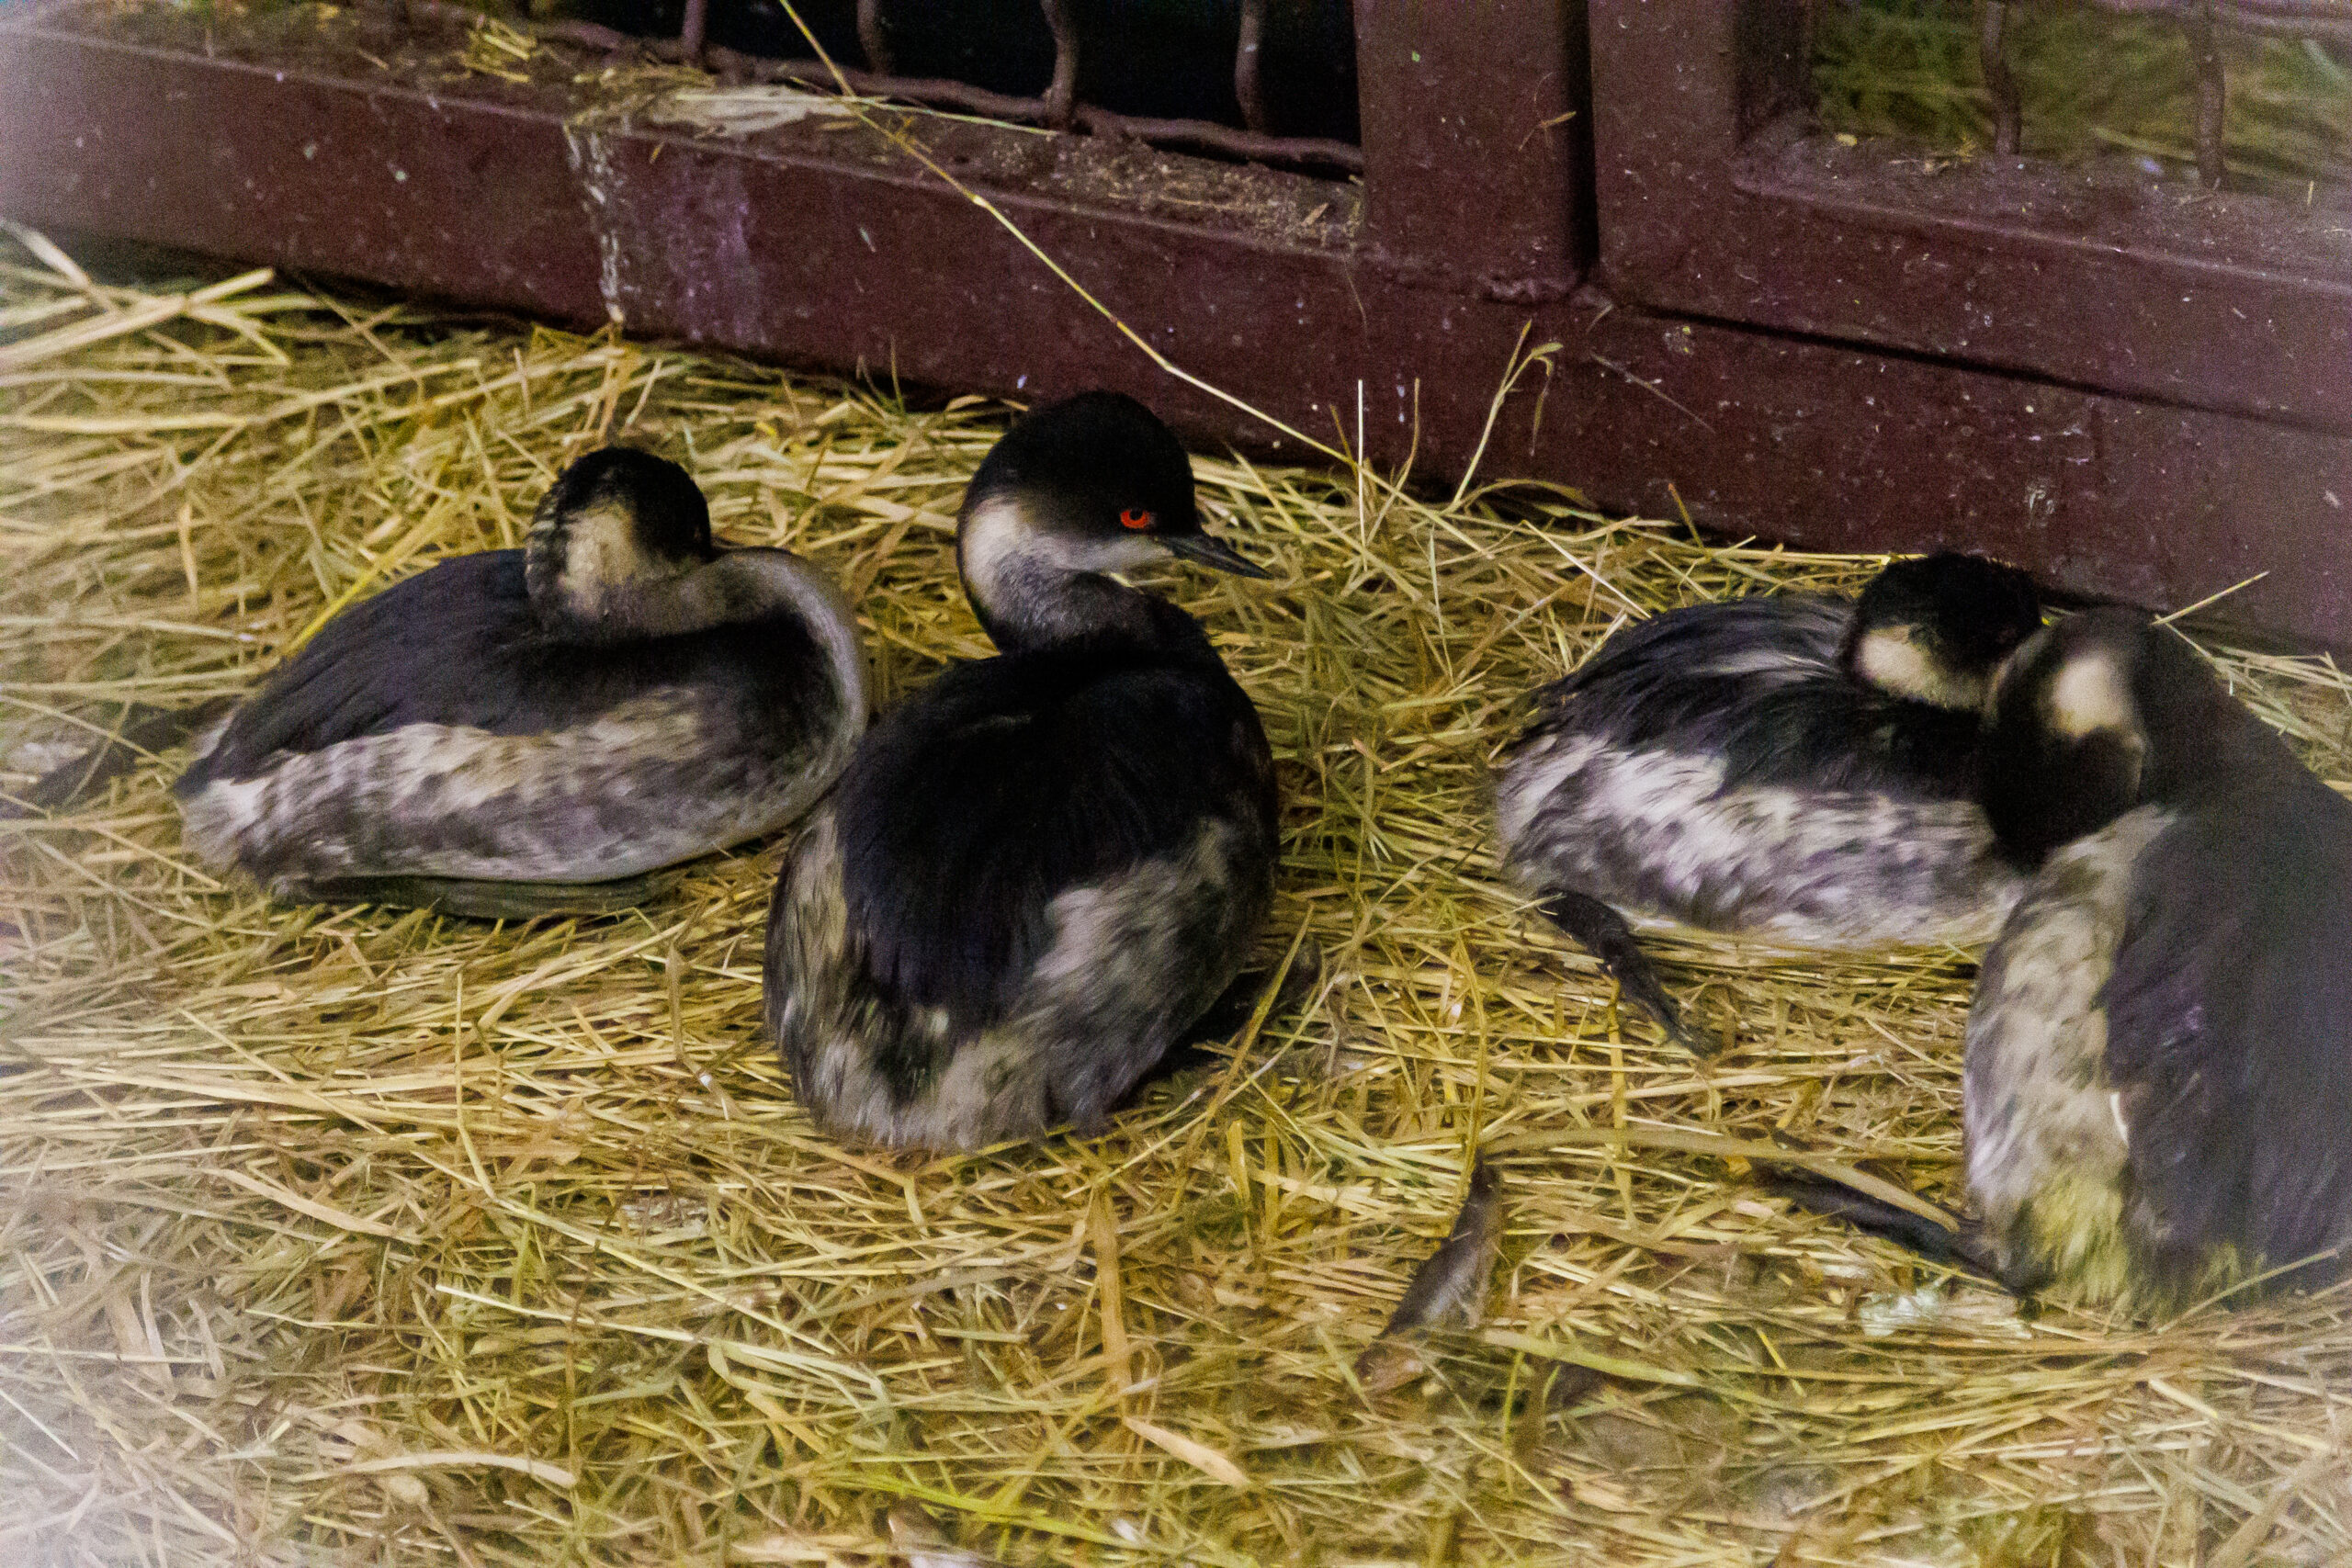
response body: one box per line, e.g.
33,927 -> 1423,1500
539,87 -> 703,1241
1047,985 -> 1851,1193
1494,553 -> 2042,1050
1959,608 -> 2352,1310
175,446 -> 866,918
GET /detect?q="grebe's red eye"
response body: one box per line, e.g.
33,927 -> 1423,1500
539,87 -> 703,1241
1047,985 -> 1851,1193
1119,508 -> 1154,530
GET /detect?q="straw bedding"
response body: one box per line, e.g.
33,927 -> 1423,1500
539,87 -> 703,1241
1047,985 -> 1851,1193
6,234 -> 2352,1567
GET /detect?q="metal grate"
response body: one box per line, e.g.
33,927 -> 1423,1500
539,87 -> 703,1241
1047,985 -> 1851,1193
1976,0 -> 2352,185
398,0 -> 1363,174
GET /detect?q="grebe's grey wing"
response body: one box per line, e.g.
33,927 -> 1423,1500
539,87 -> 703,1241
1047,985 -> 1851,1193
179,552 -> 541,790
2098,802 -> 2352,1292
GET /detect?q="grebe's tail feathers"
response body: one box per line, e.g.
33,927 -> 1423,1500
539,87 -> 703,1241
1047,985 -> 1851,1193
5,695 -> 237,819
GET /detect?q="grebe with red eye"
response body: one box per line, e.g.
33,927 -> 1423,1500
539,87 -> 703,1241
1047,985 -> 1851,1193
764,391 -> 1280,1151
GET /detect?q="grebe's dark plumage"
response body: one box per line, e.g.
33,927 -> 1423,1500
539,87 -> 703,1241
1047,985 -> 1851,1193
175,447 -> 867,917
765,392 -> 1278,1151
1954,609 -> 2352,1310
1494,553 -> 2042,1049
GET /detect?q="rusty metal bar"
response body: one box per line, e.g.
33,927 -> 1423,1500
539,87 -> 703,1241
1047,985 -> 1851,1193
1065,105 -> 1362,170
2184,3 -> 2228,186
855,0 -> 891,74
1236,0 -> 1269,134
1980,3 -> 2022,155
705,49 -> 1363,172
400,0 -> 1360,174
1977,0 -> 2352,181
1039,0 -> 1079,130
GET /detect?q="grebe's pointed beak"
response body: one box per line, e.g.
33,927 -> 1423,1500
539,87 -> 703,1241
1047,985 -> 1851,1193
1161,530 -> 1271,580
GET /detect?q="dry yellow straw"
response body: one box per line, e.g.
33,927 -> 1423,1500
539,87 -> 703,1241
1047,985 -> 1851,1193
7,224 -> 2352,1565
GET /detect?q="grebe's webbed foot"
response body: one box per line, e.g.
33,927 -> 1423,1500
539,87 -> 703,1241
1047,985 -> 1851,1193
1537,888 -> 1700,1055
1760,1171 -> 2005,1282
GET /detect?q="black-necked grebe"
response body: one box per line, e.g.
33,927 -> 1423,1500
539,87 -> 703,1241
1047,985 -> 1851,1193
174,446 -> 866,918
1494,553 -> 2042,1050
1956,608 -> 2352,1310
764,391 -> 1278,1151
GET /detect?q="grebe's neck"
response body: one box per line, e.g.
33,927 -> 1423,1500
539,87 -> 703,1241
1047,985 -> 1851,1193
701,551 -> 870,718
524,523 -> 868,713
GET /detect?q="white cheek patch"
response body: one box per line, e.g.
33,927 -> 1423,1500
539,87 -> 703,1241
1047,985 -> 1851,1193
2047,650 -> 2135,740
1853,626 -> 1933,697
961,496 -> 1165,598
1068,534 -> 1170,575
957,495 -> 1027,606
1853,625 -> 1982,709
562,500 -> 652,588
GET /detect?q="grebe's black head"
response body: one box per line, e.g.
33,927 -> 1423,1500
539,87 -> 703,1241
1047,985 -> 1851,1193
1983,607 -> 2279,863
957,393 -> 1267,648
1841,552 -> 2042,710
525,446 -> 715,637
1981,608 -> 2161,863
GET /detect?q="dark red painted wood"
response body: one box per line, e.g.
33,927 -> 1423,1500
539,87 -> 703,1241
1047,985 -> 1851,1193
0,24 -> 604,321
1354,0 -> 1590,296
3,7 -> 2349,644
1555,292 -> 2352,634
